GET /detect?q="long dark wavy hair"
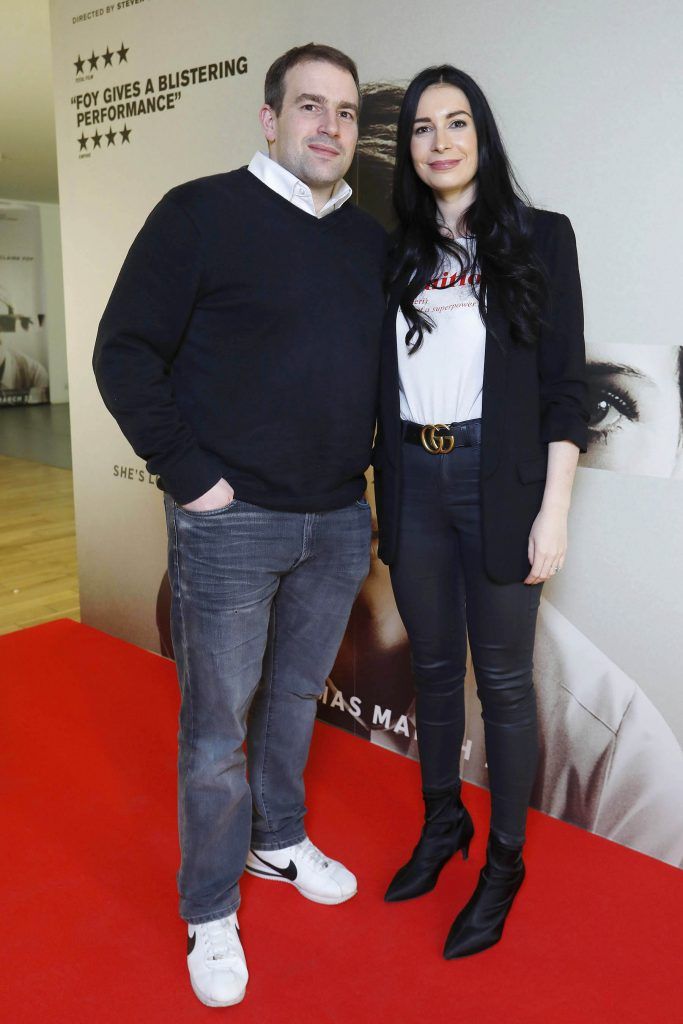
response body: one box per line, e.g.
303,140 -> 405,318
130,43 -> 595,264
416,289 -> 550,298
391,65 -> 546,352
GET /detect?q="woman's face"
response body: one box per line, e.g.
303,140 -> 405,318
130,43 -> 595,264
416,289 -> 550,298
582,344 -> 682,477
410,84 -> 478,200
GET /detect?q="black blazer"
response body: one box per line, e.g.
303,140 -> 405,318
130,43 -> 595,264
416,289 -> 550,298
373,209 -> 589,584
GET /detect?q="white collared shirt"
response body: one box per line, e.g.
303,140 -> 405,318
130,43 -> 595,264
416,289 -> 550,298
247,150 -> 352,219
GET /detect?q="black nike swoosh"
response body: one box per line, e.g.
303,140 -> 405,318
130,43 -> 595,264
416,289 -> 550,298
187,931 -> 196,955
251,851 -> 298,881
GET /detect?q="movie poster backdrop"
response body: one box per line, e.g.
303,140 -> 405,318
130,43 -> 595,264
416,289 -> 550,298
50,0 -> 683,866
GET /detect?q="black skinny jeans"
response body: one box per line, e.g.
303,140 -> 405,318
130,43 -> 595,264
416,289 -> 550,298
389,422 -> 541,847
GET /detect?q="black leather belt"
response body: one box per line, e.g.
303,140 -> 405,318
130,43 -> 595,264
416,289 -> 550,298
402,418 -> 482,454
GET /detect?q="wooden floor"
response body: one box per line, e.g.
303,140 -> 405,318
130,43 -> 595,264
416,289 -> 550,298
0,454 -> 80,636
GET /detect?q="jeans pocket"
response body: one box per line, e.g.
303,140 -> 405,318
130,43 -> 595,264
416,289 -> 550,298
175,498 -> 238,518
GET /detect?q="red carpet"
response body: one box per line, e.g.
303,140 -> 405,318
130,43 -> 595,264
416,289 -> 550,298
3,620 -> 681,1023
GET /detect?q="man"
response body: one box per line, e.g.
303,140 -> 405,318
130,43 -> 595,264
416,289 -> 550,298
93,44 -> 386,1008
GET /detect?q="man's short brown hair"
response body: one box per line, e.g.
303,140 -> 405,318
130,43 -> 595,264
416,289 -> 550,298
264,43 -> 360,115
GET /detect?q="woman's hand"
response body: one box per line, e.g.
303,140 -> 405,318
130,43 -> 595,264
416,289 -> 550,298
524,439 -> 581,584
525,504 -> 567,584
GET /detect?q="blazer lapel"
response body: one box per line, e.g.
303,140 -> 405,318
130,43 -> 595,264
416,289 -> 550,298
481,283 -> 510,478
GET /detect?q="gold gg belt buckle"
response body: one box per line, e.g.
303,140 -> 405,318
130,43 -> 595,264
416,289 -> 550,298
420,423 -> 456,454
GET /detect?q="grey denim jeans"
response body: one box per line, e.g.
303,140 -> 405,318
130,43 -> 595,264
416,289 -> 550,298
164,493 -> 370,924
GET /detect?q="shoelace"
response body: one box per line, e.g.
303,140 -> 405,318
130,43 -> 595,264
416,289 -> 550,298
299,838 -> 330,870
203,918 -> 240,963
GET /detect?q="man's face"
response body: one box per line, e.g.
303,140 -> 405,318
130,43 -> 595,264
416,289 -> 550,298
260,60 -> 359,190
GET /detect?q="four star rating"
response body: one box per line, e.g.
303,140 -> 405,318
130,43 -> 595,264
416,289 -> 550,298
74,44 -> 132,154
78,125 -> 132,152
74,43 -> 129,76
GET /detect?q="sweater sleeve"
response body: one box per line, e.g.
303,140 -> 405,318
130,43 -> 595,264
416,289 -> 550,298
92,194 -> 225,504
537,214 -> 589,452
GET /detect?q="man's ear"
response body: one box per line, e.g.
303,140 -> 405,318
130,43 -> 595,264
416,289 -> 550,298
259,104 -> 277,143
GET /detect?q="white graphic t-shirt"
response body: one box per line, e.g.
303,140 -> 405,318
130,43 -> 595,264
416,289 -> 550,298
396,252 -> 486,425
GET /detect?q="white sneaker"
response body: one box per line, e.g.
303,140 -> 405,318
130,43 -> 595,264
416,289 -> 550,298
245,837 -> 357,905
186,912 -> 248,1007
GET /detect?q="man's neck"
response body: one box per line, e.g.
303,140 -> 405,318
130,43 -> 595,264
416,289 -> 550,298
266,151 -> 338,212
309,182 -> 336,213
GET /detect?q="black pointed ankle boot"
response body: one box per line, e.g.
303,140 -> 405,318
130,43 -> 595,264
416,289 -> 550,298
443,832 -> 525,958
384,788 -> 474,902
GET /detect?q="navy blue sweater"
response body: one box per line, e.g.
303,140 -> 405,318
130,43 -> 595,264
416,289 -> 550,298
93,168 -> 387,510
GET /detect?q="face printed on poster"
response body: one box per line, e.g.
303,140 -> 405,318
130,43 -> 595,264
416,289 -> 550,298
583,343 -> 683,478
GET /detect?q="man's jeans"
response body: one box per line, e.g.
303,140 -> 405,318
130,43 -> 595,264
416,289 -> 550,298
164,493 -> 371,924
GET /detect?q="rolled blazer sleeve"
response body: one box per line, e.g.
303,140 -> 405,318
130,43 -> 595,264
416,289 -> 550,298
537,214 -> 589,452
93,195 -> 224,504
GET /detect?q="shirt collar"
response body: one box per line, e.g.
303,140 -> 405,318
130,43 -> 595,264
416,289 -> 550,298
248,151 -> 352,219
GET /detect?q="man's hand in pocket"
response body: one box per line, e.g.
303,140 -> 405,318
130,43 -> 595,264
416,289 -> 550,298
181,478 -> 234,512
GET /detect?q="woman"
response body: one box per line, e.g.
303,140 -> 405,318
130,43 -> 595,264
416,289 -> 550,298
373,65 -> 588,958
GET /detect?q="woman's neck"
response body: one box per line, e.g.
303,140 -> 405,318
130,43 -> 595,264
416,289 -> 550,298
433,182 -> 477,239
